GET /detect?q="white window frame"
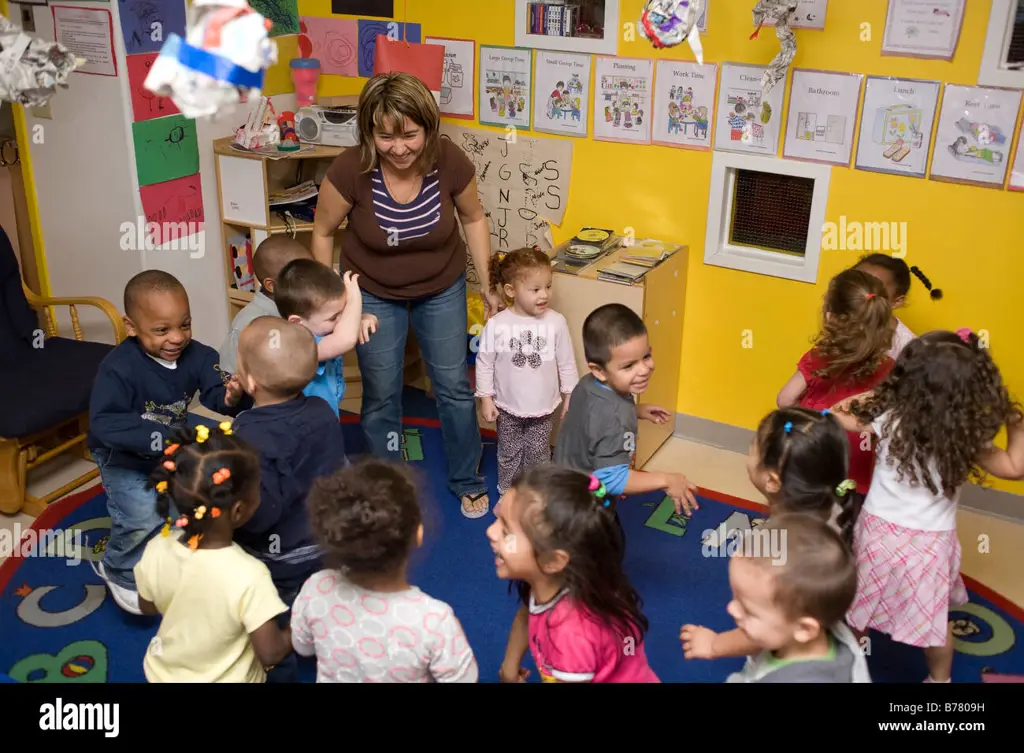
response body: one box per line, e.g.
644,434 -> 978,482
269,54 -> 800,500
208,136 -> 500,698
704,150 -> 831,284
978,0 -> 1024,88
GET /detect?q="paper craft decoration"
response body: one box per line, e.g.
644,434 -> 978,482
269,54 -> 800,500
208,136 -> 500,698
144,0 -> 278,121
139,173 -> 205,244
357,21 -> 420,78
652,60 -> 717,151
132,113 -> 200,186
118,0 -> 187,55
782,69 -> 862,166
0,13 -> 83,106
331,0 -> 393,17
532,51 -> 590,138
440,122 -> 572,289
479,45 -> 532,131
639,0 -> 704,64
593,56 -> 654,144
248,0 -> 299,37
127,52 -> 179,121
298,16 -> 358,76
751,1 -> 798,96
425,37 -> 475,119
928,84 -> 1023,188
373,35 -> 444,103
854,76 -> 940,178
714,62 -> 785,156
760,0 -> 827,30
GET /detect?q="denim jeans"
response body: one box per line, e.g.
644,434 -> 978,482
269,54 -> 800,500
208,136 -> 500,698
355,273 -> 485,500
93,448 -> 170,590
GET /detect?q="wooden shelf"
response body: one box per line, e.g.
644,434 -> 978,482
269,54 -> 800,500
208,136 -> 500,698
213,136 -> 347,161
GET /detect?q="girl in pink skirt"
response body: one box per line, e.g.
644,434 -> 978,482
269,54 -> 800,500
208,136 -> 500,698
832,329 -> 1024,682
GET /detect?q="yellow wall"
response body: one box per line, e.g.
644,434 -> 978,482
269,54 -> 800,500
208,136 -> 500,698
287,0 -> 1024,494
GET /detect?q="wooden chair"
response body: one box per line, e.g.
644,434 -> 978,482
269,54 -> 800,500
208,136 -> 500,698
0,227 -> 125,516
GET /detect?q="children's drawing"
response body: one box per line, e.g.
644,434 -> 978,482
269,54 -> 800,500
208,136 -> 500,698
131,113 -> 199,187
795,112 -> 845,144
126,52 -> 179,121
725,87 -> 770,144
356,21 -> 421,78
871,104 -> 923,164
118,0 -> 187,55
248,0 -> 299,37
139,173 -> 204,244
298,17 -> 358,77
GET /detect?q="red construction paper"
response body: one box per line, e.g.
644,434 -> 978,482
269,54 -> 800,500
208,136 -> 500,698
126,52 -> 179,121
139,174 -> 204,244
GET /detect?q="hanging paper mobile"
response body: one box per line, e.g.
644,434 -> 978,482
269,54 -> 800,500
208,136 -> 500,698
751,0 -> 798,96
639,0 -> 704,65
0,15 -> 84,108
144,0 -> 278,120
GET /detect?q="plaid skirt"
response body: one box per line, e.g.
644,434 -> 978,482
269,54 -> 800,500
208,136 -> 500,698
846,510 -> 968,648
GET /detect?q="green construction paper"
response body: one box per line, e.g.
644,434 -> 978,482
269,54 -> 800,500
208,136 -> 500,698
132,114 -> 199,187
249,0 -> 299,36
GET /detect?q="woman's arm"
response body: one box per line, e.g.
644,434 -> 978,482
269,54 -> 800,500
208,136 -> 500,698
311,178 -> 353,269
454,177 -> 502,318
776,371 -> 807,408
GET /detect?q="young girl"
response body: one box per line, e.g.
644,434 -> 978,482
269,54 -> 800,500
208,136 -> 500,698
833,330 -> 1024,683
488,465 -> 659,683
475,247 -> 579,509
853,253 -> 942,360
681,406 -> 859,661
777,268 -> 895,506
291,458 -> 479,683
135,421 -> 294,683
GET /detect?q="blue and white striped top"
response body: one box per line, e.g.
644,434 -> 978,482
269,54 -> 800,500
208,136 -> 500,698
371,167 -> 442,244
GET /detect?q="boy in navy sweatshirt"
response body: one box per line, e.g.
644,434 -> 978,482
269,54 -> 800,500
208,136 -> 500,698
88,270 -> 251,614
231,315 -> 348,682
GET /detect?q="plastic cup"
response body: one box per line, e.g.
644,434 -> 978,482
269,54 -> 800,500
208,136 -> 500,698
290,58 -> 321,108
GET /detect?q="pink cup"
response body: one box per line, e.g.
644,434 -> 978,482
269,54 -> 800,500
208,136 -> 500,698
290,58 -> 321,108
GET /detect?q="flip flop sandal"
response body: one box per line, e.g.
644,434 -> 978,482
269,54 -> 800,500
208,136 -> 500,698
461,492 -> 490,519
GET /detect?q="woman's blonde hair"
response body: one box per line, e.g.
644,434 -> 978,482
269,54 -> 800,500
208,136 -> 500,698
357,72 -> 441,174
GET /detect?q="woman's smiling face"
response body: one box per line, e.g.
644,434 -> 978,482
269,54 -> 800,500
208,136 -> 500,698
373,115 -> 425,171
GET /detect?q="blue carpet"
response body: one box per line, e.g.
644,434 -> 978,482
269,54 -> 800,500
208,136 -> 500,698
2,389 -> 1022,683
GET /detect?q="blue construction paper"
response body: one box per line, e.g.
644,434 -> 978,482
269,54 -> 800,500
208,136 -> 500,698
119,0 -> 188,56
357,20 -> 421,78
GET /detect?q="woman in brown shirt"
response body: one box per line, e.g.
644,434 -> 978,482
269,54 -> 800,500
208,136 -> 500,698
312,73 -> 501,519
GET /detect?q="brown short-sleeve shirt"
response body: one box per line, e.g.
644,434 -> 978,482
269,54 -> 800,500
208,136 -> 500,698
325,138 -> 477,300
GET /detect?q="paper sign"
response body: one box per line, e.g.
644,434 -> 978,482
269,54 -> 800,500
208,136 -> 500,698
331,0 -> 393,17
298,16 -> 358,76
357,20 -> 420,77
249,0 -> 299,37
139,174 -> 205,244
132,114 -> 199,187
425,37 -> 475,119
126,52 -> 179,121
52,5 -> 117,77
118,0 -> 186,56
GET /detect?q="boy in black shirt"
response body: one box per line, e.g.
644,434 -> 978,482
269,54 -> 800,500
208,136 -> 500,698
88,270 -> 250,614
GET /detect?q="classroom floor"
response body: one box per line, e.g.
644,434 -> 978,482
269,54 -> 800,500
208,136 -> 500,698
5,392 -> 1024,614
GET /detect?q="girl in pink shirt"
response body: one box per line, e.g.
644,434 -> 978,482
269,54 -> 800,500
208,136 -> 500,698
475,248 -> 578,501
488,465 -> 659,683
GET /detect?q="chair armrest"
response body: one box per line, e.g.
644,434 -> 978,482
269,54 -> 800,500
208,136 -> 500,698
23,283 -> 126,344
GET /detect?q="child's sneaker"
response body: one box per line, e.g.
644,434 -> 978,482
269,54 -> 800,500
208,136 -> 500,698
89,560 -> 142,615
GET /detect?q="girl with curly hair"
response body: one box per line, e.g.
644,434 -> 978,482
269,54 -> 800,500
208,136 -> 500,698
832,330 -> 1024,682
777,268 -> 896,506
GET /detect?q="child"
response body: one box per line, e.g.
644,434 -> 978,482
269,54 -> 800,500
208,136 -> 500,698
777,268 -> 895,508
135,422 -> 293,682
832,329 -> 1024,683
273,259 -> 378,417
218,236 -> 312,373
292,458 -> 479,683
231,316 -> 348,681
708,514 -> 870,683
553,303 -> 697,516
490,466 -> 659,683
681,406 -> 858,661
853,254 -> 942,360
88,270 -> 251,615
475,247 -> 578,504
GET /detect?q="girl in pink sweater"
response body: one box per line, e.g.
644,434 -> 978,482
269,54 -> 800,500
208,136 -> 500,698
475,248 -> 579,506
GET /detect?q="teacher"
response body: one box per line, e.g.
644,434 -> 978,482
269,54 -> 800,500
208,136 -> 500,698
311,72 -> 502,520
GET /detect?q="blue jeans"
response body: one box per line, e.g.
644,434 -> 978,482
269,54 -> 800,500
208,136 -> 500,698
356,273 -> 485,500
93,448 -> 170,590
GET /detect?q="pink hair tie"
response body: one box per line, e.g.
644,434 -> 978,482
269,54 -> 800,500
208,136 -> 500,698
956,328 -> 972,344
588,475 -> 600,492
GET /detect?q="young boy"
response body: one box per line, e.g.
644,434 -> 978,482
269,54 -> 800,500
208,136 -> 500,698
88,270 -> 251,614
231,315 -> 348,682
553,303 -> 697,516
273,259 -> 378,416
219,236 -> 312,373
704,514 -> 871,683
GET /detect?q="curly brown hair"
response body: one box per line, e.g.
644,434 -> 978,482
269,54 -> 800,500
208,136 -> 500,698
851,330 -> 1020,497
306,458 -> 422,576
489,247 -> 551,299
810,268 -> 894,382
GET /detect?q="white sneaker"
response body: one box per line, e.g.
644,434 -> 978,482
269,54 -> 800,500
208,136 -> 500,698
90,560 -> 142,615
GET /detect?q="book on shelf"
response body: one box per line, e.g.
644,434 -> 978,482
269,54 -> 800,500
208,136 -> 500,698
597,260 -> 651,285
528,2 -> 580,37
618,239 -> 681,267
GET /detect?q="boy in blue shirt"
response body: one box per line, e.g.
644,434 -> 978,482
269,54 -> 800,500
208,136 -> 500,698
273,259 -> 377,415
88,270 -> 251,614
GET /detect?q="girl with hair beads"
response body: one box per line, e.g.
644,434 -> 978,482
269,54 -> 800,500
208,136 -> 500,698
292,458 -> 478,682
777,268 -> 895,507
853,253 -> 942,360
135,422 -> 294,683
681,406 -> 859,661
475,248 -> 578,505
489,465 -> 659,683
833,330 -> 1024,683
